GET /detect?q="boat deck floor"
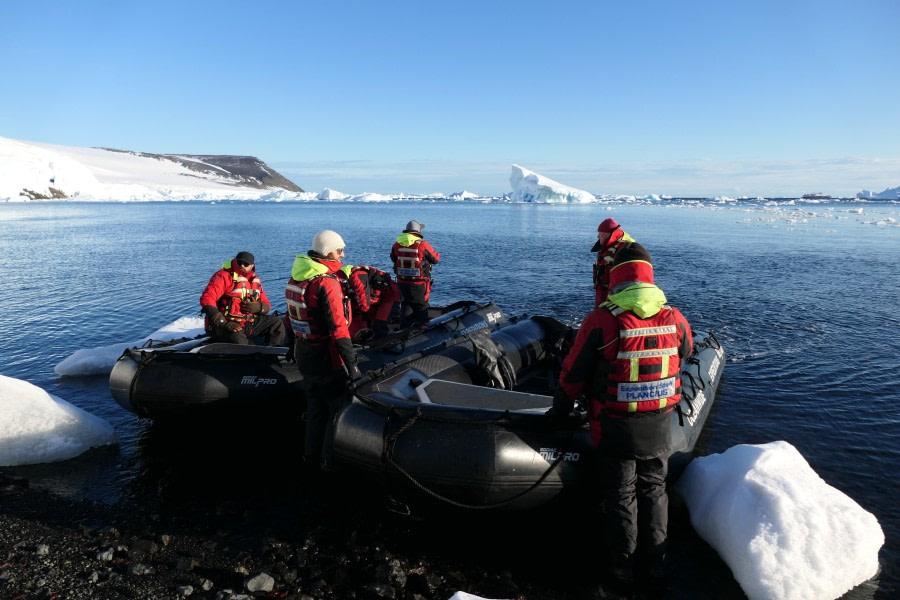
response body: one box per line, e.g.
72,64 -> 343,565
416,379 -> 552,412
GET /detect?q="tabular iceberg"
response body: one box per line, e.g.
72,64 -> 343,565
508,164 -> 595,203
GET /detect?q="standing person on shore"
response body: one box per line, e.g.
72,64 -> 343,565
547,243 -> 693,585
592,217 -> 635,307
390,219 -> 440,327
285,231 -> 361,472
340,264 -> 399,339
200,251 -> 285,346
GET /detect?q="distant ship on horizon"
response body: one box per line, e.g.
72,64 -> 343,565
801,192 -> 833,200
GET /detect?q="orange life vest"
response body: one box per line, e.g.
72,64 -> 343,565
285,274 -> 350,342
393,240 -> 429,281
222,271 -> 262,325
600,304 -> 683,414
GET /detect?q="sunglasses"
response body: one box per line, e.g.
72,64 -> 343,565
237,261 -> 252,267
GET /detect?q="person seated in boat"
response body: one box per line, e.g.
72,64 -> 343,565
547,243 -> 692,586
339,264 -> 399,340
592,217 -> 636,307
390,219 -> 440,327
285,230 -> 362,472
200,251 -> 286,346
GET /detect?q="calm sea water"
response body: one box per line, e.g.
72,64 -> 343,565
1,200 -> 898,598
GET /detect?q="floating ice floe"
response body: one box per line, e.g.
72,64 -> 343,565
54,316 -> 205,377
680,440 -> 884,600
0,374 -> 117,466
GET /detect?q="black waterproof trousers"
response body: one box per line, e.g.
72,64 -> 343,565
397,281 -> 430,326
603,455 -> 669,560
209,313 -> 286,346
296,341 -> 350,471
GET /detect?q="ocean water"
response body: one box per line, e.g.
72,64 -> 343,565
1,199 -> 898,598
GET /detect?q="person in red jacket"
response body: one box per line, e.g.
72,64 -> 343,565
548,242 -> 692,585
390,219 -> 440,327
592,217 -> 636,307
285,230 -> 361,472
199,251 -> 285,346
340,264 -> 399,339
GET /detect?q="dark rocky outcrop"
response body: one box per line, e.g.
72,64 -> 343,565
100,148 -> 304,192
21,187 -> 68,200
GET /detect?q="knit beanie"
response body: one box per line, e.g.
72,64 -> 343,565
235,251 -> 255,265
608,242 -> 654,289
597,217 -> 620,234
311,230 -> 345,256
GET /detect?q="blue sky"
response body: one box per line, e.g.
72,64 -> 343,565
2,0 -> 898,197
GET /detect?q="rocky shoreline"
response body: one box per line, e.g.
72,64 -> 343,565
0,468 -> 741,600
0,471 -> 567,600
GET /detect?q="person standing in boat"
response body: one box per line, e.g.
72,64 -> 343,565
547,243 -> 693,585
285,230 -> 362,472
339,264 -> 399,340
592,217 -> 635,307
200,251 -> 285,346
390,219 -> 440,327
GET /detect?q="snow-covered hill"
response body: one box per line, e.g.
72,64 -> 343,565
0,136 -> 303,201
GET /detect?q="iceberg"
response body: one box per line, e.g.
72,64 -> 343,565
448,190 -> 480,201
346,192 -> 393,202
317,187 -> 350,201
857,186 -> 900,200
508,164 -> 595,203
680,440 -> 883,600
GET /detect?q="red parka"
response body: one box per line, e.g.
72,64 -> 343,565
391,232 -> 440,298
556,257 -> 692,454
285,253 -> 356,373
199,259 -> 272,328
341,265 -> 399,335
593,229 -> 635,306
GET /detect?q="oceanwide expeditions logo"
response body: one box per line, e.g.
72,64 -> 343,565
240,375 -> 278,387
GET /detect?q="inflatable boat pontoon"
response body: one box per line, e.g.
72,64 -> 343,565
333,317 -> 724,510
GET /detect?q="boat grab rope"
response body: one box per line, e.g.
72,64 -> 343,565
679,332 -> 722,419
379,405 -> 576,511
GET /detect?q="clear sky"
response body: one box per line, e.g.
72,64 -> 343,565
2,0 -> 898,197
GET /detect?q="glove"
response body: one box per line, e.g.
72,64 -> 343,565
224,321 -> 243,334
208,311 -> 227,329
545,388 -> 574,426
347,364 -> 363,381
240,300 -> 263,314
371,272 -> 390,290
